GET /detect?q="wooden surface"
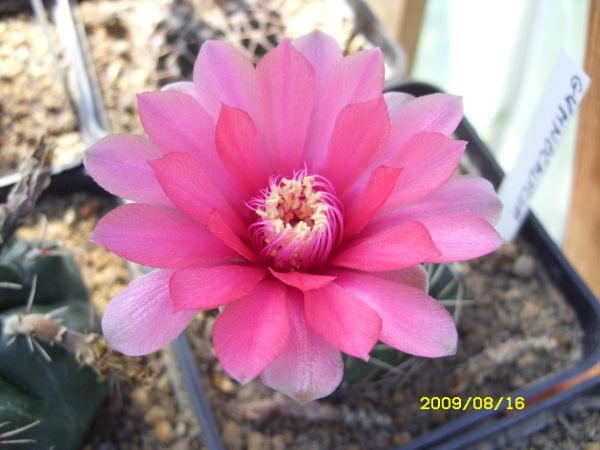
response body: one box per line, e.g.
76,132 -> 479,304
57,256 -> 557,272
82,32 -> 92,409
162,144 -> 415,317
564,1 -> 600,298
367,0 -> 427,75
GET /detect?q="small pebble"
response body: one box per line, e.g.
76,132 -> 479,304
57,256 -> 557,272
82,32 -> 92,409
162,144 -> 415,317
153,420 -> 174,444
247,431 -> 266,450
222,421 -> 243,450
512,254 -> 536,278
131,388 -> 150,407
213,371 -> 235,394
144,405 -> 166,425
393,432 -> 412,446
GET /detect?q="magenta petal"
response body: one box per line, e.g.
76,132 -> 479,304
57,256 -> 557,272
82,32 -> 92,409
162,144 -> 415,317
256,40 -> 315,174
325,97 -> 390,192
269,269 -> 336,292
207,210 -> 256,262
384,93 -> 464,154
419,212 -> 502,263
213,280 -> 290,383
170,265 -> 266,311
381,132 -> 466,210
84,134 -> 169,206
92,203 -> 234,268
216,105 -> 272,196
261,290 -> 343,404
102,270 -> 197,356
332,221 -> 440,272
304,283 -> 381,360
193,40 -> 257,118
335,272 -> 457,357
343,165 -> 402,238
150,152 -> 246,236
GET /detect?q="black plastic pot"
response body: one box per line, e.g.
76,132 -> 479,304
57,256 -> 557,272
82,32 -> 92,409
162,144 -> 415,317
2,82 -> 599,450
388,81 -> 600,449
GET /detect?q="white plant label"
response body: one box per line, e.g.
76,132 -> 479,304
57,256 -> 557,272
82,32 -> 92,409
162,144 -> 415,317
497,51 -> 590,241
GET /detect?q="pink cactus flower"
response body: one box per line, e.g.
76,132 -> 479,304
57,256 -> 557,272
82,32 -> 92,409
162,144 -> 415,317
85,31 -> 502,403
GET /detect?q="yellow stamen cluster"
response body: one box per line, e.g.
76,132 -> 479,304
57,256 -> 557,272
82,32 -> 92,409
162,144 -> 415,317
256,176 -> 329,239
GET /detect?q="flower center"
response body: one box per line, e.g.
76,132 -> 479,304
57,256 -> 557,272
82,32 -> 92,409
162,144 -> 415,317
249,171 -> 343,272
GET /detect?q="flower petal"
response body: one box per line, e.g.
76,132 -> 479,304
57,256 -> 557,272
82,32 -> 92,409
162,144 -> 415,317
341,48 -> 385,104
269,268 -> 336,292
216,104 -> 272,196
137,90 -> 214,157
373,266 -> 429,291
418,212 -> 502,263
332,221 -> 440,271
256,39 -> 315,174
170,265 -> 266,310
84,134 -> 169,205
261,289 -> 343,404
150,152 -> 246,236
92,203 -> 233,268
397,175 -> 503,225
213,280 -> 290,383
304,283 -> 381,360
381,132 -> 466,211
207,210 -> 256,262
325,97 -> 390,192
384,91 -> 414,116
343,165 -> 402,238
161,81 -> 197,96
334,272 -> 457,357
102,270 -> 197,356
384,93 -> 463,154
193,40 -> 257,118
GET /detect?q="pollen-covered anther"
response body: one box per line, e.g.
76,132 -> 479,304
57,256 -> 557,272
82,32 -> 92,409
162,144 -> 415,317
249,171 -> 343,272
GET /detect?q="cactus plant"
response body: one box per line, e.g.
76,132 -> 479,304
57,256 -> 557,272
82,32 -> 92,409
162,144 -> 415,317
0,142 -> 108,449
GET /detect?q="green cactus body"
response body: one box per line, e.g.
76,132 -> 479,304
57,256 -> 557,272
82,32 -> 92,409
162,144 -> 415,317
0,238 -> 108,450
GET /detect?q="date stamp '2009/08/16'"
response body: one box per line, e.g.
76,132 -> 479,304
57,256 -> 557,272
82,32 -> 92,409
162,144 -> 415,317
420,396 -> 526,411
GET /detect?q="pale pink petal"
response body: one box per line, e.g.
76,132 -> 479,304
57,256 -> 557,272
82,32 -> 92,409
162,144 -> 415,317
161,81 -> 197,97
384,93 -> 463,156
137,90 -> 214,157
380,132 -> 466,211
299,47 -> 385,171
193,41 -> 256,117
207,210 -> 256,262
304,283 -> 381,360
397,175 -> 503,225
373,266 -> 429,291
334,272 -> 457,357
332,221 -> 440,272
269,269 -> 336,292
92,203 -> 233,268
170,265 -> 266,310
261,290 -> 343,404
384,91 -> 414,116
84,134 -> 169,206
324,97 -> 390,192
138,90 -> 244,204
256,40 -> 315,174
341,49 -> 385,104
213,280 -> 290,383
418,212 -> 502,263
102,270 -> 197,356
216,105 -> 272,196
292,31 -> 343,167
150,152 -> 246,236
343,165 -> 402,238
